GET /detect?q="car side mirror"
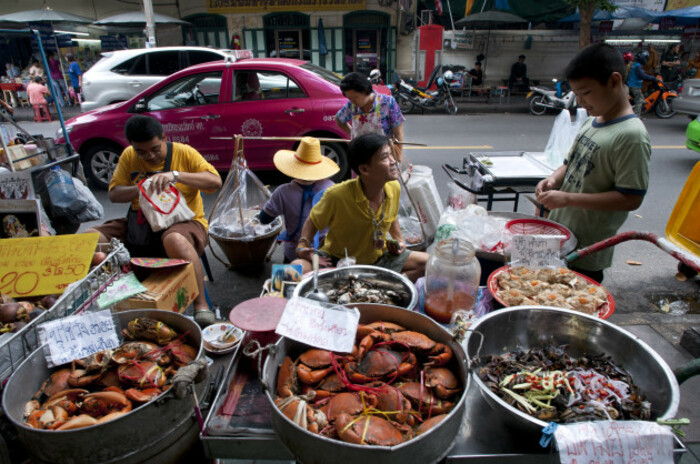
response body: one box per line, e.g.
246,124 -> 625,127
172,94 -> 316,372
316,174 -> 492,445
134,98 -> 147,112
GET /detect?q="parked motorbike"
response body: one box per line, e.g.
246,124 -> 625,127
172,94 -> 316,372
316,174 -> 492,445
527,79 -> 578,116
392,69 -> 458,115
637,75 -> 678,119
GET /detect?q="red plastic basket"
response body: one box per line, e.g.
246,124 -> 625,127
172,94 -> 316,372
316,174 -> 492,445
505,218 -> 571,246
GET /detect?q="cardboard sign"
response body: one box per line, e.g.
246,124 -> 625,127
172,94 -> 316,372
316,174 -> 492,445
0,171 -> 35,200
511,234 -> 562,269
38,310 -> 120,368
275,297 -> 359,353
554,421 -> 674,464
96,272 -> 147,309
0,233 -> 98,297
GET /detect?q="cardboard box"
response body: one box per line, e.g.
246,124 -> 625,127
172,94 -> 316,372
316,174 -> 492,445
117,263 -> 198,313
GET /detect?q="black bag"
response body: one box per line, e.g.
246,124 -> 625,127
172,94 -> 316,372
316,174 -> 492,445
125,143 -> 173,249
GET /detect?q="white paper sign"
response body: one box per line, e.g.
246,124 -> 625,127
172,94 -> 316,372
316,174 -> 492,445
511,234 -> 562,268
275,297 -> 359,353
38,309 -> 120,367
555,421 -> 675,464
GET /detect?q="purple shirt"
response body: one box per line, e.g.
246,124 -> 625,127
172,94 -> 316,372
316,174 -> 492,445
48,58 -> 62,79
263,179 -> 334,261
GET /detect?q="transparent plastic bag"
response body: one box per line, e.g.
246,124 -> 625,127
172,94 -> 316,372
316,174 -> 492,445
446,181 -> 477,211
543,108 -> 588,169
209,157 -> 282,240
72,177 -> 104,222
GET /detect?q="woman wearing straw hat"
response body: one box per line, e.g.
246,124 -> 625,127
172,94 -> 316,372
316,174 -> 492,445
293,133 -> 428,282
258,137 -> 339,263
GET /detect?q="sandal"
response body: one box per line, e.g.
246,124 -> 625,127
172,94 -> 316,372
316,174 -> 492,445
194,310 -> 216,329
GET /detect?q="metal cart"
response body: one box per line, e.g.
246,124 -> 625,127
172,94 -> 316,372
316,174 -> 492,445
443,151 -> 554,211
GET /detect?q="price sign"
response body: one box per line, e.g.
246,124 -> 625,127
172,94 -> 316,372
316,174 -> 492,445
37,310 -> 120,368
554,421 -> 674,464
275,297 -> 359,353
0,234 -> 98,297
511,234 -> 561,269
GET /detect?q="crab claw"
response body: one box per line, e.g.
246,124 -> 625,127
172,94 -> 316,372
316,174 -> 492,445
55,414 -> 98,431
426,343 -> 452,367
297,365 -> 335,385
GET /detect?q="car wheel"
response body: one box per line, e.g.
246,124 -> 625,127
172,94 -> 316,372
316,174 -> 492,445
529,95 -> 548,115
83,143 -> 122,189
655,97 -> 676,119
320,141 -> 349,183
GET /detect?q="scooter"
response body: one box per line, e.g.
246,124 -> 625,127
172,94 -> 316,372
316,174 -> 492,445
527,79 -> 578,116
638,75 -> 678,119
393,69 -> 458,115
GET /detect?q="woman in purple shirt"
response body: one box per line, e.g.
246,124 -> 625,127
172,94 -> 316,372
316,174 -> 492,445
47,52 -> 68,107
258,137 -> 339,262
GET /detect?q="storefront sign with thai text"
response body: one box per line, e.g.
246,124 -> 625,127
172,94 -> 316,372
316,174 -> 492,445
208,0 -> 366,13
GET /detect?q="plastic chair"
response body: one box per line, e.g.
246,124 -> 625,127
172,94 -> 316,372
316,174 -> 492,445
32,103 -> 52,122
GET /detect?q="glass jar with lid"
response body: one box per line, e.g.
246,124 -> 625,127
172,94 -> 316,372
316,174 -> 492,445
424,238 -> 481,324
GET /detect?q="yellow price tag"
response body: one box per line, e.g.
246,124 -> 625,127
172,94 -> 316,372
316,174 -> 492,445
0,233 -> 99,297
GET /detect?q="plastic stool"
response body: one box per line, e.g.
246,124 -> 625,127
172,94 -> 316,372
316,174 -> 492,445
32,104 -> 52,122
493,86 -> 510,104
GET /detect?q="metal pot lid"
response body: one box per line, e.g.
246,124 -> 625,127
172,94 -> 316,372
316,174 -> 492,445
229,297 -> 287,332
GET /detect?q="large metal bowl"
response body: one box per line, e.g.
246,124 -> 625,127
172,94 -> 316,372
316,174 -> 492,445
293,265 -> 418,310
465,306 -> 680,435
2,309 -> 203,464
262,304 -> 469,464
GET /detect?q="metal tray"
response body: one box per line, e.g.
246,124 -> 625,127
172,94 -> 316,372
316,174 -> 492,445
0,241 -> 126,383
468,151 -> 553,184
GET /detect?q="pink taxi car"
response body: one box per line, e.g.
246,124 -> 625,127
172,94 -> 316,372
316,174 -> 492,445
58,58 -> 355,188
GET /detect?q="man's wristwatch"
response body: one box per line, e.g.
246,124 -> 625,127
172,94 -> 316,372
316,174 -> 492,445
172,170 -> 179,183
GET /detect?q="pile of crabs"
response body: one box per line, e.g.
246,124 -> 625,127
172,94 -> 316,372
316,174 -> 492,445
274,321 -> 463,447
23,317 -> 197,431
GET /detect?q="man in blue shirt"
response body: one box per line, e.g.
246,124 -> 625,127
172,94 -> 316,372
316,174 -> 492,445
66,54 -> 82,105
627,51 -> 658,116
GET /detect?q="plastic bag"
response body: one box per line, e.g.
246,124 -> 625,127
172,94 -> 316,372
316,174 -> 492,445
137,178 -> 194,232
402,166 -> 443,240
209,157 -> 282,240
430,205 -> 512,254
446,181 -> 477,211
72,177 -> 103,222
543,108 -> 588,169
397,189 -> 425,246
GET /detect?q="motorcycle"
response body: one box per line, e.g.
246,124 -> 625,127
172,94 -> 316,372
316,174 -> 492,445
637,75 -> 678,119
527,79 -> 578,116
392,68 -> 458,115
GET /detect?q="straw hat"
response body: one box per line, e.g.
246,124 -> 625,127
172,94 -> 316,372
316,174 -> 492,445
273,137 -> 340,181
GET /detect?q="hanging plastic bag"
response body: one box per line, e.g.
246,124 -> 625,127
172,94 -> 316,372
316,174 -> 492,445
72,177 -> 103,222
137,178 -> 195,232
543,108 -> 588,169
446,180 -> 477,211
392,143 -> 428,247
401,165 -> 443,240
209,143 -> 282,241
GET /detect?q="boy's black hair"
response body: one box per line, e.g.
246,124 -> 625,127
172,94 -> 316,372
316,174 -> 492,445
124,115 -> 164,143
348,133 -> 390,175
475,62 -> 482,66
33,76 -> 42,83
565,43 -> 625,86
519,54 -> 526,59
340,72 -> 373,96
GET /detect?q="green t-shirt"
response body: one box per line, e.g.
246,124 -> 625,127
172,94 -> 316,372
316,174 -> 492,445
550,115 -> 651,271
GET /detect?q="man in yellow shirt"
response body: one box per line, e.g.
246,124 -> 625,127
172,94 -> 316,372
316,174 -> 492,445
293,133 -> 428,282
85,115 -> 222,327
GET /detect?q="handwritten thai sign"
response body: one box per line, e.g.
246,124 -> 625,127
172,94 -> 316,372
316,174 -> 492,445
38,310 -> 120,368
511,234 -> 561,269
275,297 -> 359,353
96,272 -> 147,309
554,421 -> 674,464
0,234 -> 98,297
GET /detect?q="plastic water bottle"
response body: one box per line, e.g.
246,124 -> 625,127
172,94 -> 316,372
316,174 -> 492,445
45,166 -> 79,217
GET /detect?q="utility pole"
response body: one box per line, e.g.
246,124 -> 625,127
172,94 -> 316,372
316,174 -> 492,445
143,0 -> 156,48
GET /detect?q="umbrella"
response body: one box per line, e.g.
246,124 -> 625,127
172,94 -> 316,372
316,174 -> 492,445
93,12 -> 190,26
455,10 -> 527,29
0,8 -> 93,24
559,6 -> 660,22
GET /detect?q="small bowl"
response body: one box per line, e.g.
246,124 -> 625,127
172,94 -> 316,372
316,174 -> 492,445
202,323 -> 243,351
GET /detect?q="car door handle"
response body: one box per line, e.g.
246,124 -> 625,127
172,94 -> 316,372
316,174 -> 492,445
201,114 -> 221,120
285,108 -> 305,114
127,81 -> 143,86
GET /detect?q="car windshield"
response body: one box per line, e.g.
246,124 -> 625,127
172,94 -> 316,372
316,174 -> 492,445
300,63 -> 341,86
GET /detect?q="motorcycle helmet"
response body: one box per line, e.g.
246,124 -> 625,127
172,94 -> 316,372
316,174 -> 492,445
623,52 -> 633,63
443,70 -> 454,81
369,69 -> 381,83
635,50 -> 650,65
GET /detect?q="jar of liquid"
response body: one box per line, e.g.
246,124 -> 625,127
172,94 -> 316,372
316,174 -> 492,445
424,238 -> 481,324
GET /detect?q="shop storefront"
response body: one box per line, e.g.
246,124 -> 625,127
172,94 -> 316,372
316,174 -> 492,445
182,13 -> 230,48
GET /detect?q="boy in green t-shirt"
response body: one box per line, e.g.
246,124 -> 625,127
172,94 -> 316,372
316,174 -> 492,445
535,43 -> 651,283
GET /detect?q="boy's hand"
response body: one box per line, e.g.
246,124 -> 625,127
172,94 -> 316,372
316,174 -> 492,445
536,190 -> 569,211
535,177 -> 556,197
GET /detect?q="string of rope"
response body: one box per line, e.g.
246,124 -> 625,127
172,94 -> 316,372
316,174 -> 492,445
242,339 -> 278,392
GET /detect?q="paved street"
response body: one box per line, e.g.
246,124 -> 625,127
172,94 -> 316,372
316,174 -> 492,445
15,101 -> 700,458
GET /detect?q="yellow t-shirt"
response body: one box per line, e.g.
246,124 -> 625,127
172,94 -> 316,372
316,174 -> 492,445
109,142 -> 220,230
309,179 -> 400,264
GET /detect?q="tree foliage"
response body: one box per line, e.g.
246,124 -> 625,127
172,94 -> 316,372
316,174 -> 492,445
564,0 -> 617,49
